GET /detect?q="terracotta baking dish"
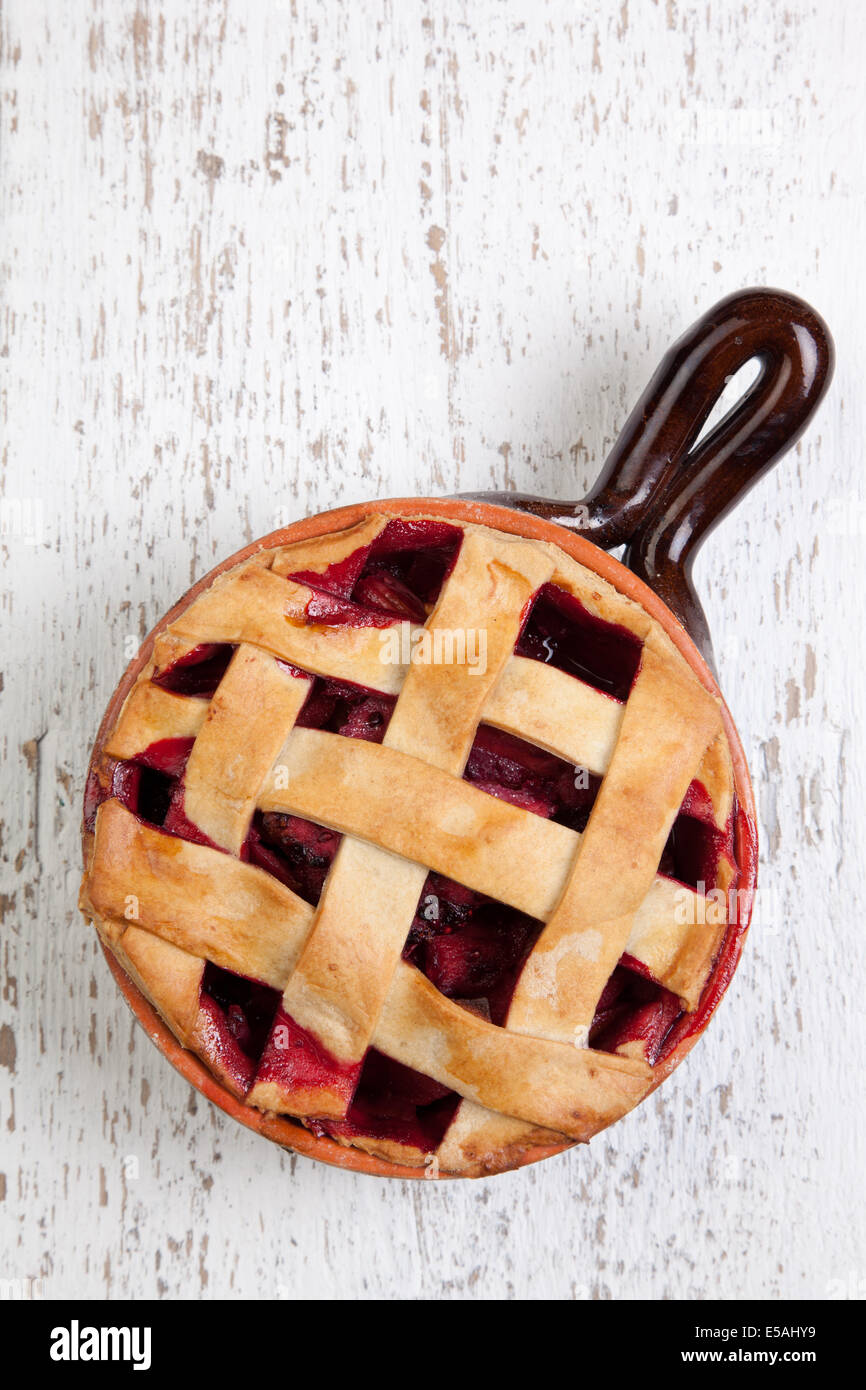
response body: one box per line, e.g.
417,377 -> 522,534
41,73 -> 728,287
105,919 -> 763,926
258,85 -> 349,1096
86,288 -> 832,1178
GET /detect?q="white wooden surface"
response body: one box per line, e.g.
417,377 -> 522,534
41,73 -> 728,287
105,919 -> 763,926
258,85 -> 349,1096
2,0 -> 865,1302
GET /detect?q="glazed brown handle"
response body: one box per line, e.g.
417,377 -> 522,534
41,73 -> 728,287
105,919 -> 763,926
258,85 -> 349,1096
474,288 -> 834,668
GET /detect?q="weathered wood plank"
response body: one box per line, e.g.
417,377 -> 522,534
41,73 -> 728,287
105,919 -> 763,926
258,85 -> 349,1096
1,0 -> 864,1300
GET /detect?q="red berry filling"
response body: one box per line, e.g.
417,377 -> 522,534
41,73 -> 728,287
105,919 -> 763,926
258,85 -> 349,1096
201,962 -> 282,1065
464,724 -> 602,831
253,1007 -> 362,1111
351,572 -> 428,623
321,1050 -> 461,1153
250,813 -> 341,905
289,516 -> 462,627
296,678 -> 395,743
658,796 -> 729,891
588,965 -> 683,1063
402,873 -> 542,1025
516,583 -> 643,701
152,643 -> 234,697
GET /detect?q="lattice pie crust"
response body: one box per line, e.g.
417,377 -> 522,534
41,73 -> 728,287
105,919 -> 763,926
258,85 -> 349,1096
81,513 -> 737,1176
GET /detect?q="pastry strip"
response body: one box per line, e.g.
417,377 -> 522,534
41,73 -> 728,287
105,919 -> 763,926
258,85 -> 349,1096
87,802 -> 650,1140
154,564 -> 409,695
507,631 -> 723,1040
182,644 -> 311,854
262,532 -> 555,1117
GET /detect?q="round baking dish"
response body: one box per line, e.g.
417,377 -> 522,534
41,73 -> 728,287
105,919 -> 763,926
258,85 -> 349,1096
83,288 -> 832,1178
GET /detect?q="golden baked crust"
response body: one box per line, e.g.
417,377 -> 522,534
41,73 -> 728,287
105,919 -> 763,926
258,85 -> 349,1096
80,512 -> 736,1175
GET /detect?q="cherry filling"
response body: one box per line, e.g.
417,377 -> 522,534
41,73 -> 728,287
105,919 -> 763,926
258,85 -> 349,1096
317,1050 -> 461,1153
250,813 -> 341,904
89,518 -> 738,1151
464,724 -> 602,831
290,516 -> 462,626
201,963 -> 281,1066
517,583 -> 643,701
659,801 -> 728,891
402,873 -> 542,1025
110,759 -> 174,827
588,966 -> 683,1063
152,643 -> 234,697
254,1007 -> 363,1112
295,679 -> 395,743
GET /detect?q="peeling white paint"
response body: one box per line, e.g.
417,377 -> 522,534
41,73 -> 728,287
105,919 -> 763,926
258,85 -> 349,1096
1,0 -> 864,1302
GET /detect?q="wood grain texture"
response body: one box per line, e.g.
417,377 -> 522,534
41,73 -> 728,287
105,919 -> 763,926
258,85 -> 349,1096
2,0 -> 865,1300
